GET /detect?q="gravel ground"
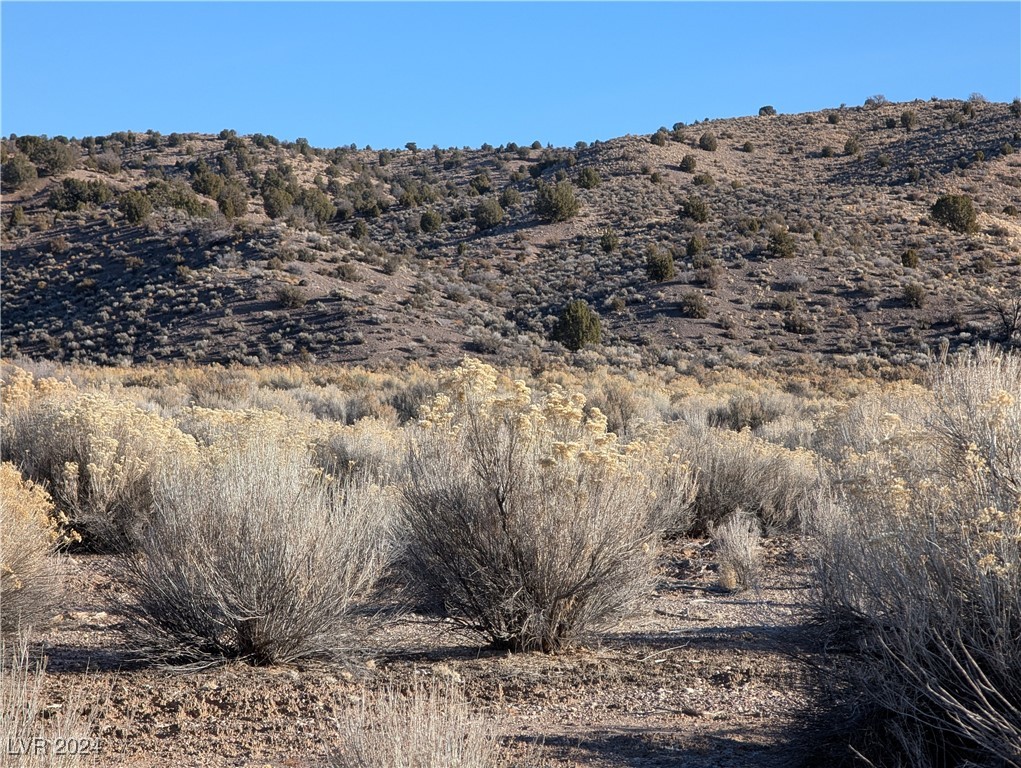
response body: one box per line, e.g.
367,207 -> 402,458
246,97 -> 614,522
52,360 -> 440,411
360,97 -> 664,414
29,537 -> 830,767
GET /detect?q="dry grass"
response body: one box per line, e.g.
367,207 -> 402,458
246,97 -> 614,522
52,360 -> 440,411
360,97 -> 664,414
0,632 -> 98,767
331,680 -> 508,768
4,350 -> 1021,762
710,509 -> 763,591
677,423 -> 822,533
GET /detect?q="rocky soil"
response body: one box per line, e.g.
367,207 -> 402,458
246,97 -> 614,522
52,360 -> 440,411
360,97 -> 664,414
31,537 -> 833,767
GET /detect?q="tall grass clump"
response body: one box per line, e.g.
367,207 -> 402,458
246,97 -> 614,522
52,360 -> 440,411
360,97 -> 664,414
1,367 -> 196,549
123,438 -> 393,665
331,680 -> 506,768
400,358 -> 694,653
0,633 -> 98,767
710,509 -> 763,592
0,463 -> 67,636
814,349 -> 1021,766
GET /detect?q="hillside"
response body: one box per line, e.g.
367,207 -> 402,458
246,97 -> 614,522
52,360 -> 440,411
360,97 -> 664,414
2,97 -> 1020,371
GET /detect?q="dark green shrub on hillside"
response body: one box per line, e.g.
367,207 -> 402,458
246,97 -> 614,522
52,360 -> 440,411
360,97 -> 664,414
931,194 -> 977,233
217,183 -> 248,220
191,162 -> 225,198
534,180 -> 580,223
14,135 -> 46,158
1,153 -> 37,190
901,249 -> 919,268
758,105 -> 777,116
145,180 -> 212,217
294,187 -> 336,225
680,291 -> 709,318
118,190 -> 153,224
345,178 -> 387,219
469,172 -> 492,195
844,136 -> 862,155
473,198 -> 505,232
741,141 -> 755,153
681,195 -> 709,223
28,139 -> 76,176
1012,98 -> 1021,118
903,282 -> 926,308
262,187 -> 294,220
698,132 -> 719,151
646,246 -> 675,282
276,285 -> 308,308
687,234 -> 708,256
577,167 -> 601,189
419,209 -> 443,233
554,300 -> 601,350
48,178 -> 113,211
351,220 -> 368,239
499,187 -> 522,209
650,130 -> 668,146
901,110 -> 918,132
679,154 -> 697,173
768,227 -> 797,258
600,227 -> 619,253
693,172 -> 715,187
827,113 -> 840,125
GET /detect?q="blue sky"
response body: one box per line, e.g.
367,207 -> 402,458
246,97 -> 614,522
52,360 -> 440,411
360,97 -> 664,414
2,2 -> 1018,150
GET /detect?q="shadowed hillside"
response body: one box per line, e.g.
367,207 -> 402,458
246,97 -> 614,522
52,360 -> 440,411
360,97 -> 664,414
3,97 -> 1020,371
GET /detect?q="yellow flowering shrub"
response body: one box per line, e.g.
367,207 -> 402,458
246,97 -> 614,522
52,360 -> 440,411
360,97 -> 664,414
2,367 -> 198,548
0,463 -> 64,634
815,349 -> 1021,765
402,358 -> 695,653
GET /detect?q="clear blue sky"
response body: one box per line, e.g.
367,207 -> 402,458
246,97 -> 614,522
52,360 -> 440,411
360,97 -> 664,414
2,2 -> 1018,150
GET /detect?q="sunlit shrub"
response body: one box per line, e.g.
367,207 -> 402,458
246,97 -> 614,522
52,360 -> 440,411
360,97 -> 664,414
554,299 -> 601,351
534,179 -> 580,223
124,438 -> 393,665
814,349 -> 1021,766
399,359 -> 694,652
2,367 -> 197,549
931,193 -> 978,234
678,424 -> 820,532
0,464 -> 66,636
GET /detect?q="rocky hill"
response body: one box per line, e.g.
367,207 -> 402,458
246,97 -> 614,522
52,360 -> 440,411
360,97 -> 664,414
2,97 -> 1020,372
